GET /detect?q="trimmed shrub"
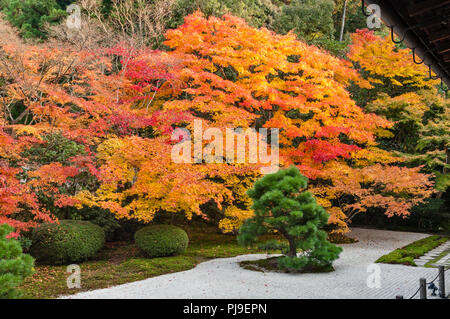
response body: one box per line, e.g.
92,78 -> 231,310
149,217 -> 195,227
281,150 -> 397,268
30,220 -> 105,265
0,224 -> 34,299
135,225 -> 189,257
55,207 -> 121,242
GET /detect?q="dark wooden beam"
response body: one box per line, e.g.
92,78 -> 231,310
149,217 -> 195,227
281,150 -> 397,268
429,28 -> 450,43
414,16 -> 450,31
408,0 -> 450,17
366,0 -> 450,87
436,42 -> 450,55
443,54 -> 450,63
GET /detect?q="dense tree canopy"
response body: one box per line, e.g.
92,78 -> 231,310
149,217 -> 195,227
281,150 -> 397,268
108,13 -> 433,233
348,30 -> 448,197
0,0 -> 68,38
0,9 -> 443,237
273,0 -> 335,42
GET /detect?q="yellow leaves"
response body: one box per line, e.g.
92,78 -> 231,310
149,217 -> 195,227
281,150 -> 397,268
218,218 -> 240,234
367,77 -> 384,85
367,91 -> 437,126
352,147 -> 399,166
375,128 -> 394,139
390,78 -> 403,86
349,30 -> 439,89
79,135 -> 249,225
96,137 -> 125,161
73,190 -> 96,209
11,125 -> 46,139
315,196 -> 332,209
218,207 -> 254,234
326,207 -> 349,234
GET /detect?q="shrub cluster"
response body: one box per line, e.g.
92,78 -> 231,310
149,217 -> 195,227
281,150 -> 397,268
135,225 -> 189,257
30,220 -> 105,265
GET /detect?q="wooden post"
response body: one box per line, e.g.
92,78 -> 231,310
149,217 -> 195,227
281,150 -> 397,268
439,266 -> 445,298
420,278 -> 427,299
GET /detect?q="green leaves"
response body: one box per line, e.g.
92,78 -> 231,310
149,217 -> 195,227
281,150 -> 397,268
238,166 -> 342,270
22,132 -> 86,165
272,0 -> 335,42
0,224 -> 35,299
1,0 -> 68,39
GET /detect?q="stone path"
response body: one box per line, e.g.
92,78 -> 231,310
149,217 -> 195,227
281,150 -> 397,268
414,240 -> 450,268
62,228 -> 449,299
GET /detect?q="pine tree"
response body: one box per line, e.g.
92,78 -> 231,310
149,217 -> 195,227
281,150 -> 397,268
0,224 -> 34,299
238,166 -> 342,271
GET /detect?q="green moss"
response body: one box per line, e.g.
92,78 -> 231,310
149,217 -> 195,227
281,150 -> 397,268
376,235 -> 448,266
240,256 -> 334,273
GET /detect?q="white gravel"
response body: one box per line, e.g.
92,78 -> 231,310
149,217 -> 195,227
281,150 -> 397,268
61,228 -> 449,299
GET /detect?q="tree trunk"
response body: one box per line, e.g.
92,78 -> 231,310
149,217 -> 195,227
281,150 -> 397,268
278,228 -> 297,257
287,238 -> 297,257
339,0 -> 348,42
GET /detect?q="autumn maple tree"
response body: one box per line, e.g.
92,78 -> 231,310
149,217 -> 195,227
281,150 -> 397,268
141,13 -> 432,233
348,30 -> 448,200
0,13 -> 436,236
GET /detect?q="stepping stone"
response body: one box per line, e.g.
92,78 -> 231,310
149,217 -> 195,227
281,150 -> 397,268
437,255 -> 450,263
413,240 -> 450,268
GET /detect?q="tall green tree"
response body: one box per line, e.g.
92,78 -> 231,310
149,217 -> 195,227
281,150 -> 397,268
333,0 -> 366,40
272,0 -> 335,42
168,0 -> 281,29
1,0 -> 67,39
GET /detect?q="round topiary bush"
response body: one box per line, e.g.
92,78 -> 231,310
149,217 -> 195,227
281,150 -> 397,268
134,225 -> 189,257
30,220 -> 105,265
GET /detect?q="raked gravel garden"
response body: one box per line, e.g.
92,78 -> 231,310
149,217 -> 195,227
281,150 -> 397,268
61,228 -> 449,299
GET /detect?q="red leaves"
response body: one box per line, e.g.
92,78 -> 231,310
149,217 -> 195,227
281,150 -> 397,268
303,139 -> 361,163
69,155 -> 100,179
0,162 -> 56,236
29,163 -> 79,186
315,126 -> 350,139
0,13 -> 436,235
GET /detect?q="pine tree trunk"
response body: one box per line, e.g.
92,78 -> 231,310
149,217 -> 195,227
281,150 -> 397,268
288,239 -> 297,257
279,228 -> 297,256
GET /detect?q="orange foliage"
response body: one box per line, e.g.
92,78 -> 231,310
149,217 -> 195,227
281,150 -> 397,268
0,14 -> 435,235
348,29 -> 439,89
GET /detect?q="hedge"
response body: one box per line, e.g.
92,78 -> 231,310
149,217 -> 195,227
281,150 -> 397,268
30,220 -> 105,265
135,225 -> 189,258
